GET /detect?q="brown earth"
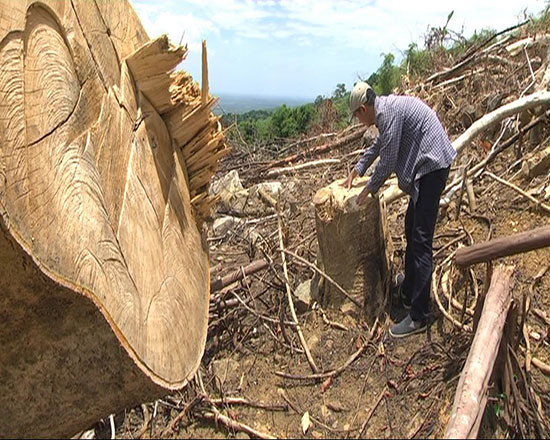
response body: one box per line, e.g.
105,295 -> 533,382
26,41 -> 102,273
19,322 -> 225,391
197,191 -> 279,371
83,22 -> 550,440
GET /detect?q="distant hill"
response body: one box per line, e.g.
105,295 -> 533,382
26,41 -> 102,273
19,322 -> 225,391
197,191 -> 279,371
213,93 -> 311,115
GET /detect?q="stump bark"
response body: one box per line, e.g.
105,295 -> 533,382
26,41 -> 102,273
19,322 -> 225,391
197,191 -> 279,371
313,178 -> 390,322
0,1 -> 227,437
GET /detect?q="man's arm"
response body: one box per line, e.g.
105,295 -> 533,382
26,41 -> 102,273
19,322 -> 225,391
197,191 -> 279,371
354,135 -> 381,176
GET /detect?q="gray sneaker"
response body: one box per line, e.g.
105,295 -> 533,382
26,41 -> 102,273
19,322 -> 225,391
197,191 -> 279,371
389,314 -> 426,339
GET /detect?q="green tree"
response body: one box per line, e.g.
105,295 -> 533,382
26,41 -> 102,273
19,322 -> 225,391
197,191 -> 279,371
332,83 -> 347,99
377,53 -> 401,95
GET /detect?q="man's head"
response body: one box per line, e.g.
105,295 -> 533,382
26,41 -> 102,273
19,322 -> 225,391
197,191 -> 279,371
349,81 -> 376,127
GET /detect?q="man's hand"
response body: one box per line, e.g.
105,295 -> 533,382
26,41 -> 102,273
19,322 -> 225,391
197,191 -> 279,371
340,169 -> 358,190
356,186 -> 371,205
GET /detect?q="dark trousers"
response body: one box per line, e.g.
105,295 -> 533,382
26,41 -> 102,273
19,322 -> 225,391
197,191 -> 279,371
402,167 -> 450,322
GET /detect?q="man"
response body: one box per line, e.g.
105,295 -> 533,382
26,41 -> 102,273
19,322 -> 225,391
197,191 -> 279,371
342,81 -> 456,338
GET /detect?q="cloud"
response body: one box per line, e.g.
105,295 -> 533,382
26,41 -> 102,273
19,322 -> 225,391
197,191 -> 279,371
132,0 -> 546,56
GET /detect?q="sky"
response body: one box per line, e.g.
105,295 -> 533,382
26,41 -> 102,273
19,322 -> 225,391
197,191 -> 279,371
131,0 -> 547,100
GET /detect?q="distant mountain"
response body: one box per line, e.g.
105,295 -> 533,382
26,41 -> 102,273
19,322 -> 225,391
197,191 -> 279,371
213,93 -> 312,115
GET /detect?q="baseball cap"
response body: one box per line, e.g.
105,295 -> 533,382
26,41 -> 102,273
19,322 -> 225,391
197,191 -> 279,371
349,81 -> 374,123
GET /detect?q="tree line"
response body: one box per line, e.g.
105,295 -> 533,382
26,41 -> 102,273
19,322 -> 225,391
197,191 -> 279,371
221,6 -> 549,146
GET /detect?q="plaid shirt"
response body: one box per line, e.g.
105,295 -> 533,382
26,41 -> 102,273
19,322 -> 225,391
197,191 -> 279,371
355,95 -> 456,202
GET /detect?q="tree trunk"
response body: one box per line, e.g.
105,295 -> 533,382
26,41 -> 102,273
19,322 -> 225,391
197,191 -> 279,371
455,226 -> 550,267
0,1 -> 227,437
313,178 -> 390,322
445,265 -> 515,439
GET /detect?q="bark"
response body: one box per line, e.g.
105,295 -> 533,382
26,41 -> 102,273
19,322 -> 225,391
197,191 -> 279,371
0,1 -> 227,437
455,226 -> 550,267
445,265 -> 515,439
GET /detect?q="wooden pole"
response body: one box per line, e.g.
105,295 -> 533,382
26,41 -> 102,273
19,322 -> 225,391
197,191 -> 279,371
445,265 -> 515,439
455,226 -> 550,267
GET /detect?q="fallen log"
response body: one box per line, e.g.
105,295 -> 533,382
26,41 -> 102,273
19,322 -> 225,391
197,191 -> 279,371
210,259 -> 269,293
455,226 -> 550,267
445,265 -> 515,439
0,1 -> 227,437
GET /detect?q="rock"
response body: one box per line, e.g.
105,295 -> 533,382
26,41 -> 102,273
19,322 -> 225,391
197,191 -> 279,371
209,170 -> 244,202
326,400 -> 348,412
294,280 -> 312,314
235,432 -> 250,439
211,358 -> 240,385
212,216 -> 241,236
256,181 -> 282,198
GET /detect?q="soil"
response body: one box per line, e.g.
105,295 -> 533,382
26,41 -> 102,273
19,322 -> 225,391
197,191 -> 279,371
86,26 -> 550,439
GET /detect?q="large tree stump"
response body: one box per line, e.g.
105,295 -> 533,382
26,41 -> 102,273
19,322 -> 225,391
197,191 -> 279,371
313,178 -> 390,322
0,1 -> 227,437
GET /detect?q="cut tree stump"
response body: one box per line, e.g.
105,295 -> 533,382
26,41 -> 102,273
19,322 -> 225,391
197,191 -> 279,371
445,265 -> 515,439
0,1 -> 227,437
313,177 -> 390,322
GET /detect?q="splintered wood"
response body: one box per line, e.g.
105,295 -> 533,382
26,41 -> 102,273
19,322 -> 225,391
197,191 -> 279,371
0,0 -> 227,437
313,178 -> 390,322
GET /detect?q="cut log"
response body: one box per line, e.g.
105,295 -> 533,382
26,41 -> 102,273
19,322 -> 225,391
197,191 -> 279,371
313,178 -> 390,322
445,265 -> 514,439
0,1 -> 227,437
455,226 -> 550,267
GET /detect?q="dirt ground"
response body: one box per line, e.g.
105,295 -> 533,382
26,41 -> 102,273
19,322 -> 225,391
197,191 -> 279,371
86,129 -> 550,439
83,24 -> 550,439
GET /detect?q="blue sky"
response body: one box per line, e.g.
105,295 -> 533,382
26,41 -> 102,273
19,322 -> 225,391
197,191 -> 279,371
131,0 -> 547,100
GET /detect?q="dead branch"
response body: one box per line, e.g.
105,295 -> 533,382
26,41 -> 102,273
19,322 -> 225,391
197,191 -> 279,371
277,215 -> 319,374
484,171 -> 550,213
199,408 -> 276,439
357,386 -> 387,439
209,396 -> 288,411
264,158 -> 341,178
279,248 -> 363,308
274,318 -> 379,381
262,128 -> 365,171
210,259 -> 269,293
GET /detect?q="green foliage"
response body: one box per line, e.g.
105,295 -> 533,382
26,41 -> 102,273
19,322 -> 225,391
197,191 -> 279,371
222,102 -> 316,145
403,42 -> 430,79
333,83 -> 347,99
363,53 -> 401,95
